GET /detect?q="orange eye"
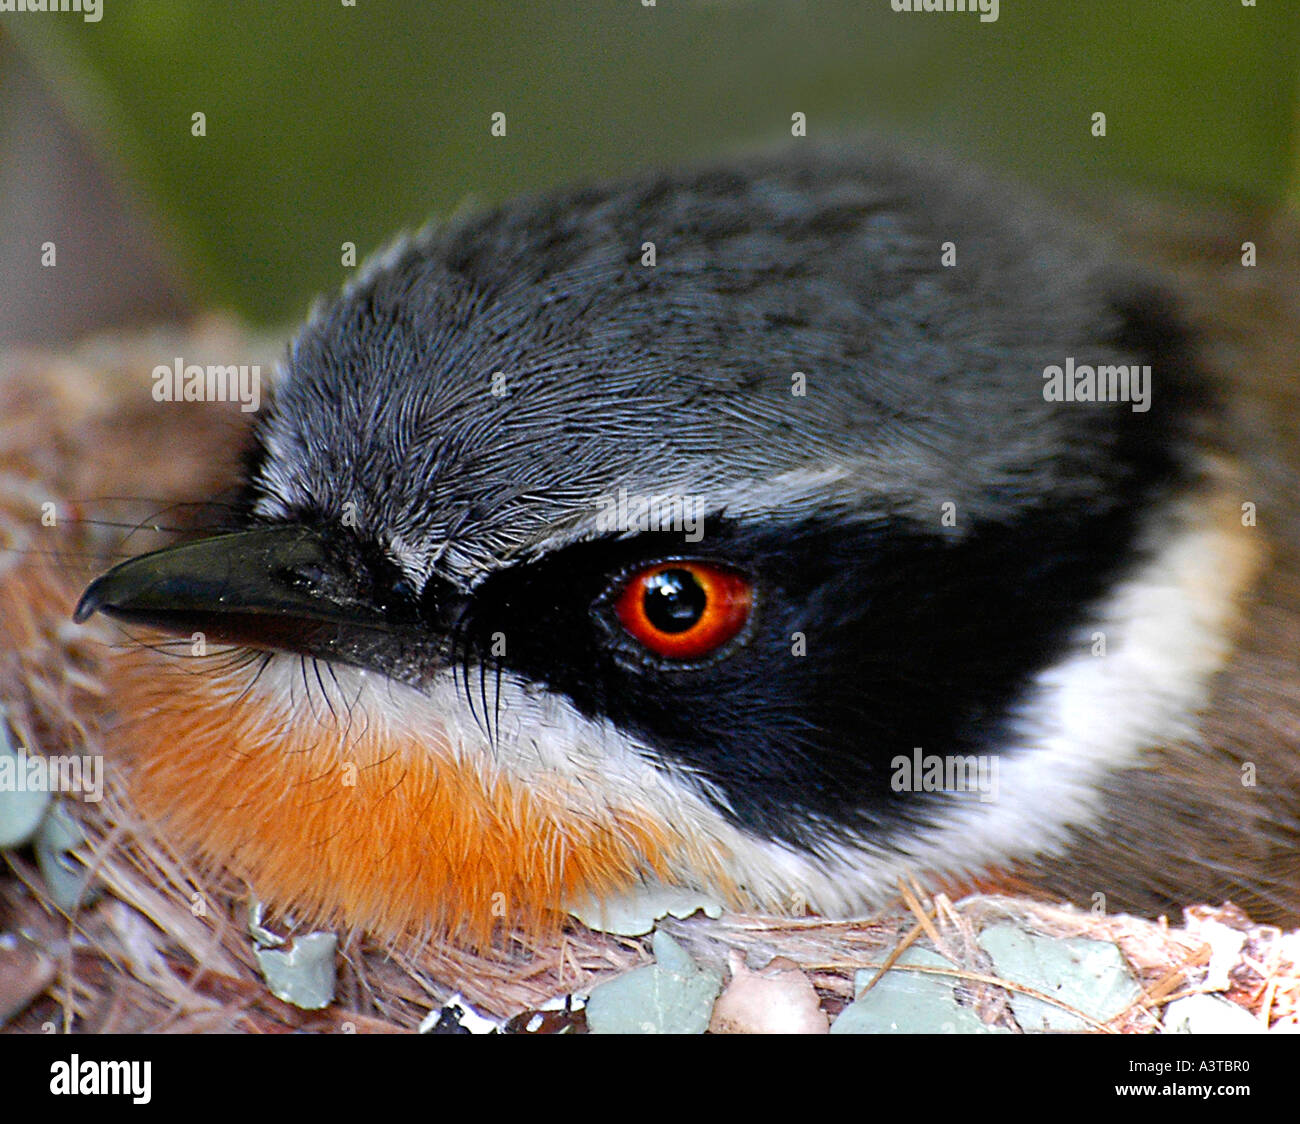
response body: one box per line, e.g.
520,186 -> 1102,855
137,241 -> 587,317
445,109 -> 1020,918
614,562 -> 753,660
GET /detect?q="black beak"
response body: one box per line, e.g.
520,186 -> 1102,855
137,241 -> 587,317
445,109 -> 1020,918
74,525 -> 435,677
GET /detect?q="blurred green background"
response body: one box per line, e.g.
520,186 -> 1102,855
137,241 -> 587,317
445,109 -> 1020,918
1,0 -> 1297,343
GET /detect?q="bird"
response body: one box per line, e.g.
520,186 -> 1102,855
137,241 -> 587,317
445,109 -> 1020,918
63,140 -> 1300,945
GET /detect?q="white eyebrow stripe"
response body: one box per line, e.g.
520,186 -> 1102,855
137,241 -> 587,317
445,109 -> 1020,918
370,451 -> 1037,587
494,455 -> 1022,571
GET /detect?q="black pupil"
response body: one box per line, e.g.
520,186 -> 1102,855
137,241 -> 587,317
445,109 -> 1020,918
643,569 -> 707,633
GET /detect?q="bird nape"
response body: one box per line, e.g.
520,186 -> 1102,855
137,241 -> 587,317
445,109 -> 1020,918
66,141 -> 1300,941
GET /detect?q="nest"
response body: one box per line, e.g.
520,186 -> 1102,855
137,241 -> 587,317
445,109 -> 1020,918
4,786 -> 1298,1033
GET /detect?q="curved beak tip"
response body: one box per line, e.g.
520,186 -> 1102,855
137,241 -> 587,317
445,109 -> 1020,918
72,584 -> 104,624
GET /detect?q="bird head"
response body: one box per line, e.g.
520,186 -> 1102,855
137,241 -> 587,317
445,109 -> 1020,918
74,144 -> 1254,940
